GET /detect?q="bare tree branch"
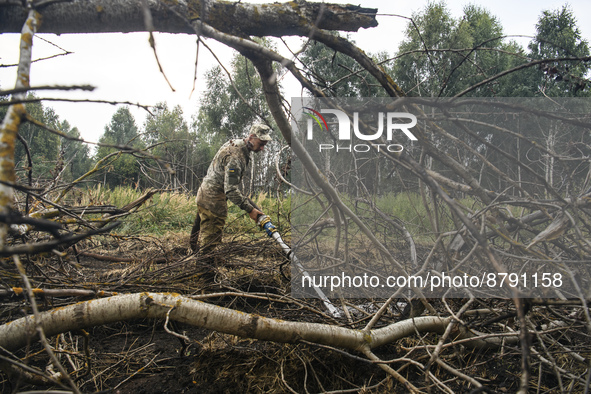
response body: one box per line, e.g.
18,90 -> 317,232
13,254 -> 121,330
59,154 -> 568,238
0,0 -> 378,36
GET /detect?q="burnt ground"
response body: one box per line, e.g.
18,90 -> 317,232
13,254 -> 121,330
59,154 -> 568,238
1,233 -> 588,393
2,233 -> 397,393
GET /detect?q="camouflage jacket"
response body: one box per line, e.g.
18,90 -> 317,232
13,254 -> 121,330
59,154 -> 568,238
196,138 -> 254,217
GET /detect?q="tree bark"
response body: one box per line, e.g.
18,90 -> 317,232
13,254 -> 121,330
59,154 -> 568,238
0,292 -> 514,353
0,9 -> 38,247
0,0 -> 378,36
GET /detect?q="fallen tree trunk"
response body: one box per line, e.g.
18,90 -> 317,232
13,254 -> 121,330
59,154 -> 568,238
0,0 -> 378,36
0,292 -> 516,353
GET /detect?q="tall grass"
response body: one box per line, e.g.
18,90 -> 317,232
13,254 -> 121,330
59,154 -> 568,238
291,191 -> 479,243
83,185 -> 476,241
225,191 -> 291,238
85,186 -> 290,236
376,192 -> 489,237
85,186 -> 198,235
375,192 -> 431,233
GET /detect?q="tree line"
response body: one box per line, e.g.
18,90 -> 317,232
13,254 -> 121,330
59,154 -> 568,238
298,3 -> 591,199
2,3 -> 588,196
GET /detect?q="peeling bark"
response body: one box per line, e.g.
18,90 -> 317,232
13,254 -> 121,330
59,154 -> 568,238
0,292 -> 512,353
0,0 -> 378,36
0,9 -> 39,248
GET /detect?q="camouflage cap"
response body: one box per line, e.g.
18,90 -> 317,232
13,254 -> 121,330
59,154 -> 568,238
250,123 -> 273,141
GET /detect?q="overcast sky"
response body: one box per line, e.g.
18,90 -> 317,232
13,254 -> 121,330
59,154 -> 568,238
1,0 -> 591,144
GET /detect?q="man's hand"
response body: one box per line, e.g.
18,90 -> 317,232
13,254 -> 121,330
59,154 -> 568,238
249,208 -> 264,222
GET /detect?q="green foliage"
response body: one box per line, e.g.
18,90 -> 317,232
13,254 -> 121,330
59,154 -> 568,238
92,186 -> 290,237
95,107 -> 143,187
0,94 -> 92,188
60,120 -> 92,182
392,2 -> 526,97
528,5 -> 590,96
225,191 -> 291,238
194,38 -> 277,142
7,95 -> 93,186
299,33 -> 386,97
93,186 -> 198,234
14,96 -> 61,182
144,103 -> 191,148
142,102 -> 198,188
99,106 -> 141,146
375,192 -> 431,232
292,191 -> 482,246
391,2 -> 590,98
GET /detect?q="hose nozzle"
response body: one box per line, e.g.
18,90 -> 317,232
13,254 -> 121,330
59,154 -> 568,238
257,214 -> 277,236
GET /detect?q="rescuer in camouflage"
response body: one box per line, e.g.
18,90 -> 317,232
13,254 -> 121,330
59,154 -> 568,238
190,123 -> 273,257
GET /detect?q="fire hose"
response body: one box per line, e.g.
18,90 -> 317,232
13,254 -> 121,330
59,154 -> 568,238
256,214 -> 341,318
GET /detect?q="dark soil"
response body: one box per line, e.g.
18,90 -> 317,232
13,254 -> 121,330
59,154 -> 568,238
1,234 -> 588,393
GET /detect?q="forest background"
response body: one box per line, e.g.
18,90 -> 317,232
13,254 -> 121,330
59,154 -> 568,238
2,0 -> 591,195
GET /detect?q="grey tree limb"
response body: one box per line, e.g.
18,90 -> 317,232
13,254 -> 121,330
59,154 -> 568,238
0,0 -> 378,36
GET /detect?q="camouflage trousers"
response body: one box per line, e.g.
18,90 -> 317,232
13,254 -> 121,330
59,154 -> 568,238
190,205 -> 226,255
